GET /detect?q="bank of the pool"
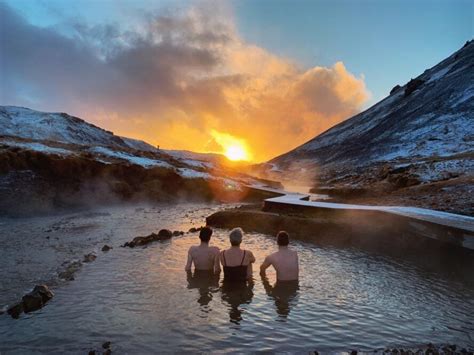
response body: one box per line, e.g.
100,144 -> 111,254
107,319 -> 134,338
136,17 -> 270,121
206,185 -> 474,257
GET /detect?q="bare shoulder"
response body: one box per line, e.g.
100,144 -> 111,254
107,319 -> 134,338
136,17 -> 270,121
210,246 -> 220,254
245,249 -> 255,257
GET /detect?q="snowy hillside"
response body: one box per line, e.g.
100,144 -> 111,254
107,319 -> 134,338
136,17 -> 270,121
0,106 -> 157,152
0,106 -> 229,177
0,106 -> 278,214
268,40 -> 474,179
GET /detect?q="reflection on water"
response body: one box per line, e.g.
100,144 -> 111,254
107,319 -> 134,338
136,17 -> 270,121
186,271 -> 219,308
221,281 -> 254,324
261,276 -> 299,319
0,204 -> 473,353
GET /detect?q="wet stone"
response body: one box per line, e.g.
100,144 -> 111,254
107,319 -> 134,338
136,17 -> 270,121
7,303 -> 23,319
188,226 -> 203,233
102,341 -> 111,349
122,229 -> 173,248
101,245 -> 112,252
22,285 -> 54,313
83,253 -> 97,263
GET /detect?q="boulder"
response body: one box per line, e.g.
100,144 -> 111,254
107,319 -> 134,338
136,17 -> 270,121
158,229 -> 172,239
102,341 -> 111,349
390,84 -> 401,95
404,78 -> 424,97
387,173 -> 421,188
58,261 -> 82,281
122,230 -> 173,248
188,227 -> 203,233
22,293 -> 43,313
172,230 -> 184,236
7,303 -> 24,319
101,245 -> 112,252
22,285 -> 54,313
83,253 -> 97,263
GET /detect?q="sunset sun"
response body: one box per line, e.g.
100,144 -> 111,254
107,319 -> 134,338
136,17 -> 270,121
211,130 -> 252,161
225,144 -> 248,161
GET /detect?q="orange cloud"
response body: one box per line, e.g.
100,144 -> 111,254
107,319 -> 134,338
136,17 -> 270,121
2,2 -> 370,162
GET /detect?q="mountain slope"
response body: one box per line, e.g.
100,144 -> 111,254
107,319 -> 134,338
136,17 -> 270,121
0,106 -> 270,215
0,106 -> 158,152
263,40 -> 474,215
270,40 -> 473,170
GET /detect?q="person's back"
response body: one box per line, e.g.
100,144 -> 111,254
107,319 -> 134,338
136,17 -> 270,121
260,231 -> 299,281
185,227 -> 220,273
220,228 -> 255,282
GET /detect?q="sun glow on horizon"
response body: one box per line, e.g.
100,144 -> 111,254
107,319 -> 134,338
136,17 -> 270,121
210,130 -> 252,161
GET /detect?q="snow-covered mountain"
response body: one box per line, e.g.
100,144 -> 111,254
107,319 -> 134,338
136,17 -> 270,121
266,40 -> 473,181
0,106 -> 269,214
0,106 -> 157,152
0,106 -> 230,174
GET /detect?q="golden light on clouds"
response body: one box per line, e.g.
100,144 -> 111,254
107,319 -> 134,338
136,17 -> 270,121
5,1 -> 370,162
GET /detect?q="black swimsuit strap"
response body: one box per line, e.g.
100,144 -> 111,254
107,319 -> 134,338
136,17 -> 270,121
240,250 -> 246,265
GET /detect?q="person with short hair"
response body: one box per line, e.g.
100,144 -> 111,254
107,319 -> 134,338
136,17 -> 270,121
260,231 -> 299,281
185,226 -> 220,273
220,227 -> 255,282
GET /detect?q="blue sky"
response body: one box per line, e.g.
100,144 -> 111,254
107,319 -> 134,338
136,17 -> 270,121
4,0 -> 472,105
232,0 -> 473,103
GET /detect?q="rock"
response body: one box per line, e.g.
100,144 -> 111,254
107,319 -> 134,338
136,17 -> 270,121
172,230 -> 184,236
7,303 -> 23,319
123,230 -> 173,248
83,253 -> 97,263
188,226 -> 203,233
88,351 -> 96,355
58,261 -> 82,281
22,285 -> 54,313
22,293 -> 43,313
158,229 -> 172,239
102,341 -> 111,349
390,84 -> 402,95
351,351 -> 358,355
101,245 -> 112,252
387,173 -> 421,188
404,78 -> 425,97
104,350 -> 112,355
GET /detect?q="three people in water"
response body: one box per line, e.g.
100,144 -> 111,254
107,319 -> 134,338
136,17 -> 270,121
185,227 -> 299,282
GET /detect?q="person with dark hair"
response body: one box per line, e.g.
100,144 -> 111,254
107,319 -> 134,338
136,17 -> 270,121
220,228 -> 255,282
260,231 -> 299,281
185,227 -> 220,273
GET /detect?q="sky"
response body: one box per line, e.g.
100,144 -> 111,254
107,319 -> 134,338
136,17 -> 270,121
0,0 -> 472,162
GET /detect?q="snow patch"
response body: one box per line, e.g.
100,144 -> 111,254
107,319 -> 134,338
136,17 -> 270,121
1,140 -> 74,155
90,147 -> 173,168
176,168 -> 211,179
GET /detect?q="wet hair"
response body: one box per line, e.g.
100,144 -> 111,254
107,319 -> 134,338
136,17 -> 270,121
199,227 -> 213,242
277,231 -> 289,246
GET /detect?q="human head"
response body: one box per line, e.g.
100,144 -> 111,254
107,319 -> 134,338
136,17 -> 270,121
229,227 -> 243,246
277,231 -> 289,246
199,226 -> 213,243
